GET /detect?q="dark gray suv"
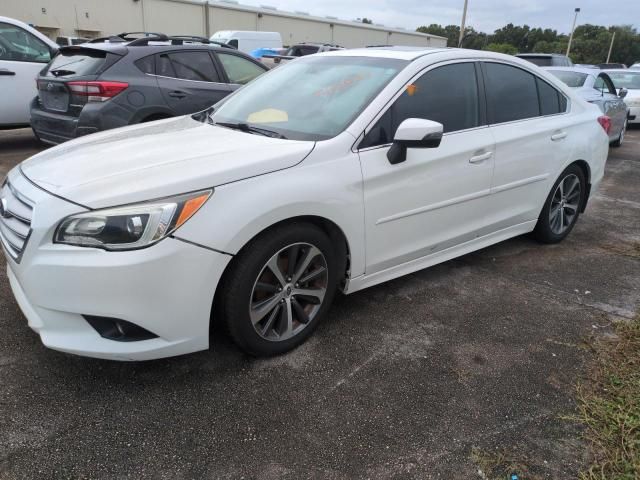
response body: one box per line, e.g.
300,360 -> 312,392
31,34 -> 268,144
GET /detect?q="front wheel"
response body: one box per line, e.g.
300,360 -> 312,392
533,164 -> 586,244
219,223 -> 339,356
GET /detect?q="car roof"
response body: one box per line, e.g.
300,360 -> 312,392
320,47 -> 538,64
60,41 -> 246,57
516,53 -> 566,58
545,66 -> 601,76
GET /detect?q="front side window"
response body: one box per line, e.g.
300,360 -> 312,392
209,56 -> 407,141
484,62 -> 540,124
157,51 -> 219,82
594,75 -> 616,95
217,52 -> 265,85
360,62 -> 480,148
0,22 -> 51,63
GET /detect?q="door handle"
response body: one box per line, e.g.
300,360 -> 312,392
168,90 -> 187,98
0,69 -> 16,76
469,151 -> 492,164
551,131 -> 568,141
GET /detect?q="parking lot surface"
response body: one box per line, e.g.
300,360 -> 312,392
0,128 -> 639,478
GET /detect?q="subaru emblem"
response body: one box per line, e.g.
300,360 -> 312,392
47,82 -> 54,91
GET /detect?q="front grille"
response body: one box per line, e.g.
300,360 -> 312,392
0,180 -> 34,262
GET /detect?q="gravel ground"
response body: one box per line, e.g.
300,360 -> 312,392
0,127 -> 638,479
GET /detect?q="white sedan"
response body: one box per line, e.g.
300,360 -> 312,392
3,48 -> 609,360
603,69 -> 640,125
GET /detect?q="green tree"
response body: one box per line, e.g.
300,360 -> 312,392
361,18 -> 373,24
484,43 -> 518,55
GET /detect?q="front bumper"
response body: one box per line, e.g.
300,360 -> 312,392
628,106 -> 640,123
4,169 -> 231,361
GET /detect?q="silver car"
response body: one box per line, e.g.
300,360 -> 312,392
545,67 -> 628,147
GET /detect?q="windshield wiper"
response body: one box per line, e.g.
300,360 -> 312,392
214,121 -> 287,139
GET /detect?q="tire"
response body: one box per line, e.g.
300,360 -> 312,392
611,119 -> 627,148
219,223 -> 339,356
533,164 -> 586,244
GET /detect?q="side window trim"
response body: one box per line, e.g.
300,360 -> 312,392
357,60 -> 488,151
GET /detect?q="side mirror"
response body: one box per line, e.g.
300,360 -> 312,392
619,87 -> 628,99
387,118 -> 444,165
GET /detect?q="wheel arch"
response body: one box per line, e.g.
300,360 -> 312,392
571,159 -> 591,212
210,215 -> 352,336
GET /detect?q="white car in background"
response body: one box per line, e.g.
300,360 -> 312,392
3,48 -> 609,361
603,69 -> 640,125
0,16 -> 58,128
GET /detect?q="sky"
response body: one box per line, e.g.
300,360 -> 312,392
231,0 -> 640,34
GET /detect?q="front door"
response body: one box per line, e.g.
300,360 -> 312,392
358,62 -> 495,274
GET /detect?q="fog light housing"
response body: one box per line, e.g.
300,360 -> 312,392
83,315 -> 159,342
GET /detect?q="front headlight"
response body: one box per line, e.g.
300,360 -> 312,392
54,190 -> 212,251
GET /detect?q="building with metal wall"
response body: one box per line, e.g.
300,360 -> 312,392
2,0 -> 446,47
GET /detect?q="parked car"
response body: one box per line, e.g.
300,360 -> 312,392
546,67 -> 628,146
265,42 -> 345,68
4,48 -> 609,361
55,36 -> 89,46
30,33 -> 268,144
516,53 -> 573,67
596,63 -> 626,69
603,69 -> 640,125
0,16 -> 58,128
630,63 -> 640,70
210,30 -> 282,54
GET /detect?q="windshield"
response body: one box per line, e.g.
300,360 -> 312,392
606,71 -> 640,90
208,56 -> 408,141
548,70 -> 589,88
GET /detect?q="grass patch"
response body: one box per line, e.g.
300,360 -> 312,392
575,316 -> 640,479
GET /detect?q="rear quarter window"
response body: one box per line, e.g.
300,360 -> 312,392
44,49 -> 107,77
135,55 -> 155,75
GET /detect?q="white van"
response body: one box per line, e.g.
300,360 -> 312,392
210,30 -> 282,53
0,16 -> 58,127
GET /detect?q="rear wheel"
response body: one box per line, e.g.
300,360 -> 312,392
533,164 -> 586,244
219,223 -> 339,356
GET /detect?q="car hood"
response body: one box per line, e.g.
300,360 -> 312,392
20,116 -> 314,208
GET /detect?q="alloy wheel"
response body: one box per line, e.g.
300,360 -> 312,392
549,173 -> 581,235
249,242 -> 328,341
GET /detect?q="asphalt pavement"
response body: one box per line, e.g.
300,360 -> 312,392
0,127 -> 638,479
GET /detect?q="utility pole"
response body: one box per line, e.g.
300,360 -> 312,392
566,7 -> 580,57
606,31 -> 616,63
458,0 -> 468,47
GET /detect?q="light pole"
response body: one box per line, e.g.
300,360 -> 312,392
458,0 -> 469,47
566,7 -> 580,57
606,31 -> 616,63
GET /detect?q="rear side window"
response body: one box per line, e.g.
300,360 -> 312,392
484,62 -> 539,123
155,51 -> 220,82
217,52 -> 265,85
135,55 -> 155,74
537,78 -> 564,115
44,49 -> 106,77
360,62 -> 480,148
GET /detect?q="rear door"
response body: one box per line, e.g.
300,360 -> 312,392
215,51 -> 267,91
0,21 -> 53,126
483,61 -> 573,227
155,50 -> 230,115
